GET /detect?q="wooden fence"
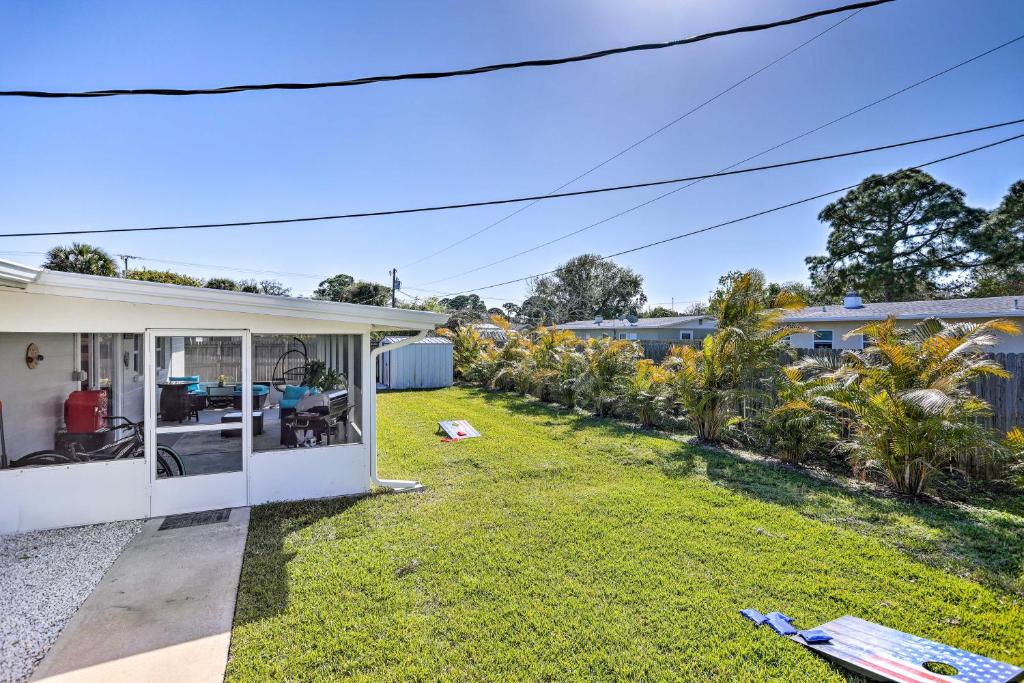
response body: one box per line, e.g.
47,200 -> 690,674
184,336 -> 357,385
639,341 -> 1024,432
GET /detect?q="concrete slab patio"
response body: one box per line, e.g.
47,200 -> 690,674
31,508 -> 250,683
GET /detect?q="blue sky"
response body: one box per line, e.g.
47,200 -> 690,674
1,0 -> 1022,308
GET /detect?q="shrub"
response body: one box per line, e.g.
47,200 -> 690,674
815,317 -> 1019,495
576,338 -> 640,417
622,360 -> 670,428
438,325 -> 493,380
663,338 -> 736,442
753,364 -> 837,464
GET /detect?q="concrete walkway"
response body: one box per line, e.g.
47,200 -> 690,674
32,508 -> 250,683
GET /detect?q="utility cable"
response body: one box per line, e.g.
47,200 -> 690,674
3,116 -> 1020,239
419,33 -> 1024,286
436,131 -> 1024,295
1,1 -> 892,99
398,7 -> 866,270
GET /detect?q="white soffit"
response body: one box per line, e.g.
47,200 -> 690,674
0,259 -> 445,330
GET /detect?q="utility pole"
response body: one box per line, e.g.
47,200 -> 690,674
118,254 -> 137,275
389,268 -> 399,308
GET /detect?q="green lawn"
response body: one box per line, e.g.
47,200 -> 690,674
227,387 -> 1024,681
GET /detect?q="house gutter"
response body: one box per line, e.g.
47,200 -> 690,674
367,329 -> 429,492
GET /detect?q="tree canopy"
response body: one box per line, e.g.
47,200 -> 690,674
43,243 -> 119,277
805,170 -> 985,301
526,254 -> 647,324
313,274 -> 389,306
124,268 -> 203,287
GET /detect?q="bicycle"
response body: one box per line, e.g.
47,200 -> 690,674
7,416 -> 185,477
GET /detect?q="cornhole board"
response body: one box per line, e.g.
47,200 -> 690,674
791,615 -> 1023,683
438,420 -> 480,439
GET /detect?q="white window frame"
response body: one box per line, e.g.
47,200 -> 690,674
679,331 -> 694,341
813,329 -> 834,349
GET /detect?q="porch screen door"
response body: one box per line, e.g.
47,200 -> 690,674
145,329 -> 251,516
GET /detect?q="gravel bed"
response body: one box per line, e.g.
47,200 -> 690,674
0,520 -> 144,683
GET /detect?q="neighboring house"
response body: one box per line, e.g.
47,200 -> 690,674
472,322 -> 510,345
0,259 -> 446,533
782,292 -> 1024,353
557,315 -> 717,342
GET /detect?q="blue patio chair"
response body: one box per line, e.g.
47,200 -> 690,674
232,383 -> 270,409
279,385 -> 311,411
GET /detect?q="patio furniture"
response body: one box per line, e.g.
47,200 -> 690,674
220,410 -> 264,438
232,383 -> 270,410
282,390 -> 350,447
279,384 -> 312,411
206,385 -> 235,408
159,382 -> 193,422
169,375 -> 208,398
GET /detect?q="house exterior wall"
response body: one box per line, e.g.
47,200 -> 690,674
787,318 -> 1024,353
569,325 -> 714,342
0,333 -> 79,460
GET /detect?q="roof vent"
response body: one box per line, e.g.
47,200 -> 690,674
843,291 -> 864,309
594,315 -> 603,325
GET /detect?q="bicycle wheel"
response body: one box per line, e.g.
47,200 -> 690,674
157,446 -> 185,477
10,450 -> 78,467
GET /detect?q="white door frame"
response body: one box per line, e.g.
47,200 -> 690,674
144,329 -> 251,516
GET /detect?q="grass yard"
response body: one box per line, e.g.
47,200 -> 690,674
227,387 -> 1024,681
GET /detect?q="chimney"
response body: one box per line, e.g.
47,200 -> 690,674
843,291 -> 864,309
594,315 -> 603,325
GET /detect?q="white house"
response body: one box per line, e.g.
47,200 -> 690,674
558,315 -> 717,342
0,259 -> 446,533
782,292 -> 1024,352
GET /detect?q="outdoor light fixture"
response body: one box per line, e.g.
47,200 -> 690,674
25,343 -> 44,369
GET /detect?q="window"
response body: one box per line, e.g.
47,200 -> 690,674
250,334 -> 362,452
813,330 -> 834,349
1,331 -> 143,471
679,331 -> 694,341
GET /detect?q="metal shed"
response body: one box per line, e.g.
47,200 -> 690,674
377,336 -> 453,390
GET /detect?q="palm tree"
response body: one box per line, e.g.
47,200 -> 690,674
813,317 -> 1019,495
622,359 -> 670,428
43,243 -> 119,277
576,338 -> 640,417
664,336 -> 735,441
666,270 -> 805,443
754,363 -> 837,464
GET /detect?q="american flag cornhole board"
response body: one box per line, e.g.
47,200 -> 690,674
438,420 -> 480,439
791,615 -> 1023,683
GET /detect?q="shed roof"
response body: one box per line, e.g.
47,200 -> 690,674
380,336 -> 452,345
0,258 -> 447,330
782,295 -> 1024,323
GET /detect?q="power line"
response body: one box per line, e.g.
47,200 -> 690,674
5,116 -> 1021,241
1,1 -> 893,99
437,132 -> 1024,296
419,33 -> 1024,286
398,7 -> 866,271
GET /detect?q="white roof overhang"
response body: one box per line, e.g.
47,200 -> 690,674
0,260 -> 446,331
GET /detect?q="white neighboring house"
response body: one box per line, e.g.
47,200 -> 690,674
781,292 -> 1024,353
558,315 -> 717,343
0,259 -> 446,533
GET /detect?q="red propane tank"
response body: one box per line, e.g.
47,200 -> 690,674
64,390 -> 108,433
